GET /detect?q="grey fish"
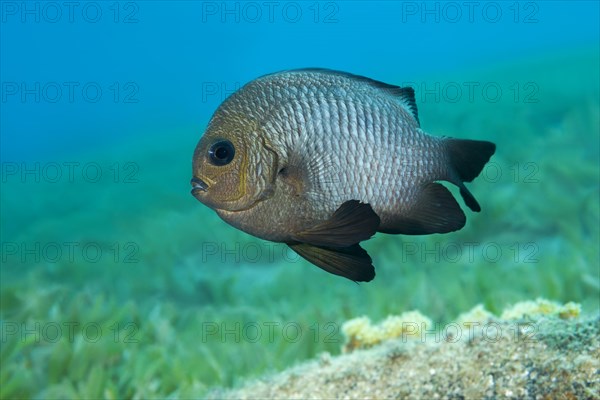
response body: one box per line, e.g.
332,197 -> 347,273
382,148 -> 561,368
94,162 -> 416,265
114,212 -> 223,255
191,69 -> 496,282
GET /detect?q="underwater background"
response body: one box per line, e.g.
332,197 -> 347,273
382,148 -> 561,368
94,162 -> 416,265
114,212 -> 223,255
1,1 -> 599,398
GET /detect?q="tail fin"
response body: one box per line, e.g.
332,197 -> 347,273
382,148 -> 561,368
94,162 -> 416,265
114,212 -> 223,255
445,138 -> 496,212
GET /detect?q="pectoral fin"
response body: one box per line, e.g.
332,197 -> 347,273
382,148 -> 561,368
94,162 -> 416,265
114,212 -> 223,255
289,242 -> 375,282
292,200 -> 381,247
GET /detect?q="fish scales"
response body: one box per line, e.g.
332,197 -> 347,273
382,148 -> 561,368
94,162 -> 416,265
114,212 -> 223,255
252,72 -> 437,225
230,71 -> 441,225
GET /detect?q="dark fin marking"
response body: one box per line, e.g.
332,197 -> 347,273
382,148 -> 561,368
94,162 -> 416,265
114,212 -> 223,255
446,138 -> 496,183
445,138 -> 496,212
279,68 -> 420,126
459,186 -> 480,212
292,200 -> 380,247
288,242 -> 375,282
394,86 -> 419,127
380,182 -> 466,235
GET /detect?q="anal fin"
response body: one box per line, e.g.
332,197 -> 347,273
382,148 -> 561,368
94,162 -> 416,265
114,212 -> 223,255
382,182 -> 466,235
289,243 -> 375,282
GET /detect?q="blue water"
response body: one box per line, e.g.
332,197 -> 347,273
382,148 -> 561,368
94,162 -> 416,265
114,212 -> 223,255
1,1 -> 597,160
1,1 -> 599,398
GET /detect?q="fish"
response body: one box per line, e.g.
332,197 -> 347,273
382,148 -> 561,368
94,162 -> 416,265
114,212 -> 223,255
191,69 -> 496,282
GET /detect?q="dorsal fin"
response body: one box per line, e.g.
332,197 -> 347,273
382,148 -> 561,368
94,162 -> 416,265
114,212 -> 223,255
392,87 -> 419,126
282,68 -> 420,126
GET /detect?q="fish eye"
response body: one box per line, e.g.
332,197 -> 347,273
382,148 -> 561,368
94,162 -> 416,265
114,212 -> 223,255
208,140 -> 235,166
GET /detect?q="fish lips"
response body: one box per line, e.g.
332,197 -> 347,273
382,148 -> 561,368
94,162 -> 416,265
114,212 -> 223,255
190,176 -> 209,197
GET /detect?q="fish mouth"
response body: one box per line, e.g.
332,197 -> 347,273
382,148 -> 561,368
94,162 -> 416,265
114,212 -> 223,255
190,176 -> 209,194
